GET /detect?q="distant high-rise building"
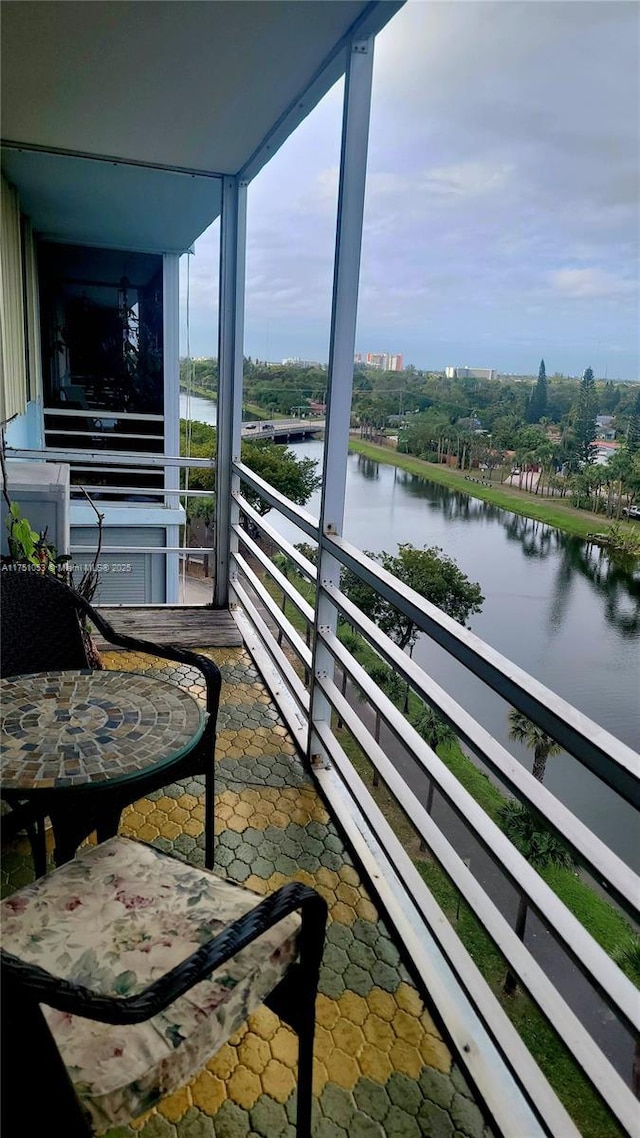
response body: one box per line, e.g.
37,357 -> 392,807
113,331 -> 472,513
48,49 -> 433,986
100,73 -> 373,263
364,352 -> 403,372
445,366 -> 495,381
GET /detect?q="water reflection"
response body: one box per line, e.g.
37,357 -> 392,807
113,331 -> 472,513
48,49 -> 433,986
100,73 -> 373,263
391,469 -> 640,637
563,539 -> 640,637
356,455 -> 381,481
547,543 -> 575,635
502,514 -> 557,559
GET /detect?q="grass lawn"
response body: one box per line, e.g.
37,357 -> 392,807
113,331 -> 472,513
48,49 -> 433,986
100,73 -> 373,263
179,390 -> 297,423
416,858 -> 626,1138
348,438 -> 636,542
180,382 -> 216,402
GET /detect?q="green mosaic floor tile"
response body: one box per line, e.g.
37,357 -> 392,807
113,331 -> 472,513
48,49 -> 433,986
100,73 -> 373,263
2,645 -> 490,1138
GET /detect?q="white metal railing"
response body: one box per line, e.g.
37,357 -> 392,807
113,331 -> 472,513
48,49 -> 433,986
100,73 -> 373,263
9,446 -> 213,470
42,409 -> 167,456
6,441 -> 639,1132
229,460 -> 640,1138
5,444 -> 217,570
43,408 -> 164,421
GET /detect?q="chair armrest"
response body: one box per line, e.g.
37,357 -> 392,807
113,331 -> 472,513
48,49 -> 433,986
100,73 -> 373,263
76,600 -> 221,717
1,882 -> 326,1026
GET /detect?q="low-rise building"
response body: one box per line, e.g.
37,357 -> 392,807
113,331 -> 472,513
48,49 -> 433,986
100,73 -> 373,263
445,365 -> 495,381
596,415 -> 616,440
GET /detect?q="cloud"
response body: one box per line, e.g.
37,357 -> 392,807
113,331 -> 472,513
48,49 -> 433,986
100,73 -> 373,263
421,162 -> 513,198
180,1 -> 639,378
301,166 -> 339,213
550,267 -> 637,299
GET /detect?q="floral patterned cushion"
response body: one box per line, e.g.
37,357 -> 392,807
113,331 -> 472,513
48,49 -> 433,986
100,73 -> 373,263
1,837 -> 300,1132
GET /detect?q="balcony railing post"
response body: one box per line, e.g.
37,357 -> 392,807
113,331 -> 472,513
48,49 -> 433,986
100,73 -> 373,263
215,176 -> 247,607
163,252 -> 180,603
309,37 -> 374,763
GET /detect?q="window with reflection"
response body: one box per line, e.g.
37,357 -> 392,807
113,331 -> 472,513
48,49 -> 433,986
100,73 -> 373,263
39,243 -> 163,441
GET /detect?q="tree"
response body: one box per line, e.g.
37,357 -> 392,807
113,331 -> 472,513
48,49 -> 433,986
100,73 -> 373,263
533,440 -> 554,496
485,446 -> 506,481
491,413 -> 523,451
499,800 -> 574,994
572,366 -> 598,467
354,393 -> 396,439
412,705 -> 456,754
624,389 -> 640,454
341,544 -> 484,655
568,468 -> 592,511
398,409 -> 451,462
507,710 -> 563,783
240,440 -> 321,516
456,428 -> 475,472
181,419 -> 321,518
527,359 -> 548,423
609,448 -> 640,517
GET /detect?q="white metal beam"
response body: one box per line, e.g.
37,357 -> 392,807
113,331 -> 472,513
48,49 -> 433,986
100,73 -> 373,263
165,254 -> 180,602
238,3 -> 404,183
309,36 -> 375,765
214,177 -> 247,606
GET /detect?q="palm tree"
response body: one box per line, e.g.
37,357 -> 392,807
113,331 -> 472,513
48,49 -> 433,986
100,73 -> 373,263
508,710 -> 563,783
533,441 -> 553,495
499,800 -> 574,994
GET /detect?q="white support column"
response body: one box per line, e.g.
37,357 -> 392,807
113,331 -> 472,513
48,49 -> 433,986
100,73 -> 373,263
310,37 -> 375,763
163,253 -> 180,603
214,177 -> 247,607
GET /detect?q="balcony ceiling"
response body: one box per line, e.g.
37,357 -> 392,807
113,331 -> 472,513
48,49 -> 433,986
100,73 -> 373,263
1,0 -> 399,252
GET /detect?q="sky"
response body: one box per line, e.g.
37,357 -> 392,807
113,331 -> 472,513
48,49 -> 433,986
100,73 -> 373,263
180,0 -> 640,380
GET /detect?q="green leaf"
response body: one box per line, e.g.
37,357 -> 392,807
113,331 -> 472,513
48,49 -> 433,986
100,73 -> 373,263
113,970 -> 137,996
13,517 -> 36,552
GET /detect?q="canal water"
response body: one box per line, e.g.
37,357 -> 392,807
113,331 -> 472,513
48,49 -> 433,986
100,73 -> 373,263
181,395 -> 640,869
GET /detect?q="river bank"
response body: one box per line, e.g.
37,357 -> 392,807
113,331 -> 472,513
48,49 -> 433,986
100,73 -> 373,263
180,387 -> 278,422
178,391 -> 637,548
348,438 -> 638,545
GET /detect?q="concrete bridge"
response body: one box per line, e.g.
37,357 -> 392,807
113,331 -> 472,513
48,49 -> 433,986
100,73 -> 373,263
241,419 -> 325,441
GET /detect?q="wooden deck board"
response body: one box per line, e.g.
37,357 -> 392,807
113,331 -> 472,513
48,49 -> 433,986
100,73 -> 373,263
93,606 -> 242,650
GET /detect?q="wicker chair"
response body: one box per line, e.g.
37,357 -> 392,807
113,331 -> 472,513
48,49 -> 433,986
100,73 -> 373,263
0,569 -> 222,873
1,835 -> 327,1136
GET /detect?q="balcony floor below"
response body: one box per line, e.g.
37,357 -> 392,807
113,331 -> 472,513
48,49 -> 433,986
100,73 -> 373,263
94,605 -> 243,649
1,646 -> 489,1138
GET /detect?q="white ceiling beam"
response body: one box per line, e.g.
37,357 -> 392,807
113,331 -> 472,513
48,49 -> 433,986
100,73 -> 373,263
238,2 -> 404,183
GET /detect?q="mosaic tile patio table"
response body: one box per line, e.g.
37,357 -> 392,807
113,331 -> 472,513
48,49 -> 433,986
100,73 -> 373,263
0,669 -> 207,870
